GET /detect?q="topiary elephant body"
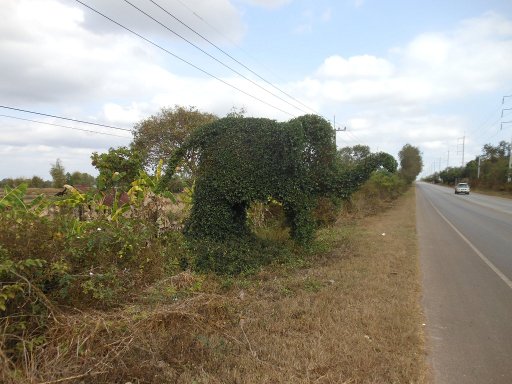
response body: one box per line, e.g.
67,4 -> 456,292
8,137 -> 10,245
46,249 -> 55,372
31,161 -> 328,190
162,115 -> 396,244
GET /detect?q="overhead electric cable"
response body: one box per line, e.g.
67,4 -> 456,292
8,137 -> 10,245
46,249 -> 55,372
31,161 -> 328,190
148,0 -> 318,115
74,0 -> 295,118
0,114 -> 132,138
121,0 -> 306,115
168,0 -> 363,146
0,105 -> 132,132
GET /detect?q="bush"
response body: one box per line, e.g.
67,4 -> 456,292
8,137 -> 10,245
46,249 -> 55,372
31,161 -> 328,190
0,182 -> 188,368
188,236 -> 292,275
346,170 -> 407,216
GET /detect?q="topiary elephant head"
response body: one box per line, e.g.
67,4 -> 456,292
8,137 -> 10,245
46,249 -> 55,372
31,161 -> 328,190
161,115 -> 396,244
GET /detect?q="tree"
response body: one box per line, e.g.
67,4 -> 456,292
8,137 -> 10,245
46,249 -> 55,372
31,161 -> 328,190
131,105 -> 217,178
30,176 -> 46,188
67,171 -> 96,187
50,159 -> 66,188
91,146 -> 143,191
398,144 -> 423,184
337,145 -> 371,168
482,141 -> 509,162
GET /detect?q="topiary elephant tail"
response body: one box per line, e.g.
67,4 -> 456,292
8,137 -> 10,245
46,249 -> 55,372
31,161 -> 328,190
158,145 -> 188,190
157,121 -> 221,192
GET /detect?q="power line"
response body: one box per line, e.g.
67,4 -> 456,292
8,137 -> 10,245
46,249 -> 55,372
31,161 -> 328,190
0,105 -> 132,132
0,114 -> 132,138
122,0 -> 308,115
168,0 -> 357,144
148,0 -> 317,115
74,0 -> 295,118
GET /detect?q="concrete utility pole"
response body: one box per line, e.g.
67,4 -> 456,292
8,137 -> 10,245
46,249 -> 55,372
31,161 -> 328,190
503,122 -> 512,182
457,136 -> 465,167
333,114 -> 347,132
477,156 -> 481,179
502,95 -> 512,182
508,140 -> 512,183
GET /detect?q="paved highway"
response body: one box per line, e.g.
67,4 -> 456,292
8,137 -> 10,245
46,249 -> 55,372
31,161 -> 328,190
416,182 -> 512,384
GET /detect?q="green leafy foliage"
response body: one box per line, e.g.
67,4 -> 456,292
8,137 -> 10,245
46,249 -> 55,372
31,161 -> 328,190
423,140 -> 511,192
50,158 -> 66,188
91,146 -> 144,191
0,170 -> 187,366
398,144 -> 423,184
161,115 -> 397,272
132,105 -> 217,177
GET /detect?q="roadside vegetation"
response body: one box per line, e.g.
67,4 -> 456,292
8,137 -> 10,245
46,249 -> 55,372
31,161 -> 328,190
422,140 -> 512,195
1,106 -> 425,383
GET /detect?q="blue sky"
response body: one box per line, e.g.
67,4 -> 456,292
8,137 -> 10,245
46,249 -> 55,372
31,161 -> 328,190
1,0 -> 512,179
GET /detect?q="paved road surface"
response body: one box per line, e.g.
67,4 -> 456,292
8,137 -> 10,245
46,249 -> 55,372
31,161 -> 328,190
416,182 -> 512,384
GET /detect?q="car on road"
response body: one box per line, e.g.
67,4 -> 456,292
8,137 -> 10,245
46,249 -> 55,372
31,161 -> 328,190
455,182 -> 470,195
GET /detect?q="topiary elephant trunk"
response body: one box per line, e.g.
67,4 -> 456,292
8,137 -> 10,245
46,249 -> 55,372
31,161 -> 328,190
161,115 -> 396,244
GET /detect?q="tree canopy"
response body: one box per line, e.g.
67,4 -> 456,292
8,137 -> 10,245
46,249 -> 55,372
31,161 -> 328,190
49,159 -> 66,188
91,147 -> 144,191
131,105 -> 217,177
398,144 -> 423,184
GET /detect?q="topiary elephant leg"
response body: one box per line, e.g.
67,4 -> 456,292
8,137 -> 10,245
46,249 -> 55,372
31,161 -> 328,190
184,180 -> 250,240
283,199 -> 316,245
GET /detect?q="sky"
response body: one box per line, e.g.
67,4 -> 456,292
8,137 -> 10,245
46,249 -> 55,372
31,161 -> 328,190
1,0 -> 512,180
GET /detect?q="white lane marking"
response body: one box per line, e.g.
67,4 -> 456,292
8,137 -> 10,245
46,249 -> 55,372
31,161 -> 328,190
455,195 -> 512,216
427,183 -> 512,215
425,194 -> 512,290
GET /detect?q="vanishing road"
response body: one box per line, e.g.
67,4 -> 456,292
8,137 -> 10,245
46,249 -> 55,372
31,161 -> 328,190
416,182 -> 512,384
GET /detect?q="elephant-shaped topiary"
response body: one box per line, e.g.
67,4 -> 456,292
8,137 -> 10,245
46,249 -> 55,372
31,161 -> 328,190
161,114 -> 396,245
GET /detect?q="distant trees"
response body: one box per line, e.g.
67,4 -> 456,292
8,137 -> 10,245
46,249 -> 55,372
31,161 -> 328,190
0,177 -> 51,188
398,144 -> 423,184
49,159 -> 67,188
474,141 -> 510,190
30,176 -> 47,188
423,140 -> 511,192
66,171 -> 96,187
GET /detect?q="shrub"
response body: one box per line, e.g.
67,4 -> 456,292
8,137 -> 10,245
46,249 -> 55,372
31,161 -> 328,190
346,170 -> 407,216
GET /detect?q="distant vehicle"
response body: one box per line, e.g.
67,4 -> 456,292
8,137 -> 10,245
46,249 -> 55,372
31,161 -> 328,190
455,182 -> 470,195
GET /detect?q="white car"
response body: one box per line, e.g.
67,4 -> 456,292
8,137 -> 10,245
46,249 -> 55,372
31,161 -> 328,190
455,182 -> 470,195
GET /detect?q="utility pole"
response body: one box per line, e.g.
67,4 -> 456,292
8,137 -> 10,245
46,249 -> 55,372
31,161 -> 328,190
477,156 -> 481,179
502,95 -> 512,182
502,122 -> 512,182
457,135 -> 465,167
508,141 -> 511,183
333,115 -> 347,134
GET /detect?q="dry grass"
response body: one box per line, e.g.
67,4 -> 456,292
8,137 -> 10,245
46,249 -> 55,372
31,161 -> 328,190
212,188 -> 429,383
2,189 -> 428,383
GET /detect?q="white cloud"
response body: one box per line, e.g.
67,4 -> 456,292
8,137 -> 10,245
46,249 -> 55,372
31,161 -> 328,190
1,2 -> 511,178
316,55 -> 395,78
354,0 -> 365,9
306,11 -> 512,108
242,0 -> 293,9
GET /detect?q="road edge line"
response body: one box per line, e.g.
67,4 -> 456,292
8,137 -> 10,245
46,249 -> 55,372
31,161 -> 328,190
424,194 -> 512,290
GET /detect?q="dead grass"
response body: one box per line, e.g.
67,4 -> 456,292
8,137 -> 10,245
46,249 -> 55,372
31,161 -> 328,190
2,189 -> 428,383
212,188 -> 429,383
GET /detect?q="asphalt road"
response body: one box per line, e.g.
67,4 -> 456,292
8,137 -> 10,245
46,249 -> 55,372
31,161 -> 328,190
416,182 -> 512,384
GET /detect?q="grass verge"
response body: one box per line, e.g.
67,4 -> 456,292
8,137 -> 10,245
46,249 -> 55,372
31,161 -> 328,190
215,187 -> 428,383
2,188 -> 428,383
